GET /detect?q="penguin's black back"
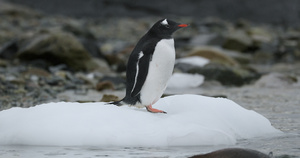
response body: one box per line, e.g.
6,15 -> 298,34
122,32 -> 161,105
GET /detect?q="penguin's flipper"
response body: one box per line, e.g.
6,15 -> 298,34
130,53 -> 152,97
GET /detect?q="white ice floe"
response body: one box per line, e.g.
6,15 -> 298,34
175,56 -> 209,67
0,94 -> 281,147
167,73 -> 204,89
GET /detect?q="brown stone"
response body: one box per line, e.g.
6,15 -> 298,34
100,94 -> 119,102
96,81 -> 115,91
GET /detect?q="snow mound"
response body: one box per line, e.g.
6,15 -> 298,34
167,73 -> 204,88
0,94 -> 281,147
176,56 -> 209,67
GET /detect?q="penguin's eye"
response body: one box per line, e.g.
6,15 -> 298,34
165,24 -> 170,28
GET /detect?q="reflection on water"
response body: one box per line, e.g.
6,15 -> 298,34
1,134 -> 299,158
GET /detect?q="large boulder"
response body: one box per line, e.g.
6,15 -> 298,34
190,148 -> 271,158
175,46 -> 259,86
222,29 -> 253,52
16,30 -> 99,71
187,46 -> 240,66
187,62 -> 260,86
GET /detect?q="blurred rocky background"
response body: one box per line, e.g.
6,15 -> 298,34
1,0 -> 300,111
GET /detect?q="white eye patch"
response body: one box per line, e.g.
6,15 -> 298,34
161,19 -> 168,25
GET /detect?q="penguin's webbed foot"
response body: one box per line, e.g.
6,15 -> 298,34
146,105 -> 167,114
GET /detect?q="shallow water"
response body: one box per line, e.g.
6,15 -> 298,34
1,85 -> 300,158
0,135 -> 299,158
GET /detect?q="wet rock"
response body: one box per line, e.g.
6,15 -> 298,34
222,29 -> 253,52
45,76 -> 65,86
75,72 -> 96,87
187,63 -> 260,86
96,81 -> 115,91
80,39 -> 103,58
189,34 -> 219,46
100,94 -> 119,102
0,59 -> 7,67
104,53 -> 127,72
16,30 -> 99,71
24,81 -> 40,91
100,75 -> 126,90
220,49 -> 253,64
101,42 -> 133,72
54,70 -> 68,79
0,1 -> 42,18
254,72 -> 298,88
21,67 -> 51,78
5,75 -> 25,85
91,58 -> 112,74
0,40 -> 18,60
49,64 -> 68,73
253,41 -> 278,64
36,90 -> 55,101
176,46 -> 259,86
175,62 -> 200,74
189,148 -> 271,158
187,46 -> 239,66
62,22 -> 95,39
275,34 -> 300,62
0,32 -> 13,47
247,26 -> 273,44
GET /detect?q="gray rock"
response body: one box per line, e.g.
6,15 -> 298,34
253,41 -> 278,64
22,67 -> 51,78
189,34 -> 219,46
186,46 -> 240,66
100,94 -> 119,102
80,39 -> 103,58
16,30 -> 99,71
247,26 -> 274,44
91,58 -> 112,74
0,40 -> 18,60
254,72 -> 298,88
0,1 -> 42,18
63,22 -> 95,39
0,59 -> 7,67
190,148 -> 271,158
96,81 -> 115,91
220,48 -> 253,64
187,63 -> 260,86
100,75 -> 126,90
222,30 -> 253,52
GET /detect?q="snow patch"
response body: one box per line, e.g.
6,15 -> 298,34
176,56 -> 209,67
167,73 -> 204,88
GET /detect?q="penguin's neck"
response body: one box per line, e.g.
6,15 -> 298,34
147,30 -> 172,40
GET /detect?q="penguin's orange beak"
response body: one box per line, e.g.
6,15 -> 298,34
178,24 -> 188,27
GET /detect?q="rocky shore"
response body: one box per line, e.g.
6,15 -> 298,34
0,1 -> 300,112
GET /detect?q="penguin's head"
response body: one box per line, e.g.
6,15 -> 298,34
149,19 -> 188,39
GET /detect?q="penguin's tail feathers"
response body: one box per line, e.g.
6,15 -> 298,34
108,100 -> 123,106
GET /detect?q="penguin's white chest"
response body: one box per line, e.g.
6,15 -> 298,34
140,39 -> 175,106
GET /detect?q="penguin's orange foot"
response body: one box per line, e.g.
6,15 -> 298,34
146,105 -> 167,114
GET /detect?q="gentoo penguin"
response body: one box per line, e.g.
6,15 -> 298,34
112,19 -> 188,113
